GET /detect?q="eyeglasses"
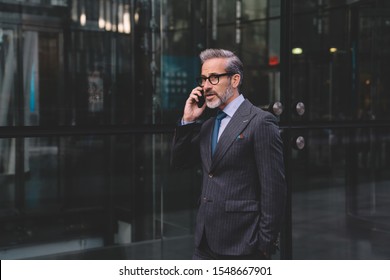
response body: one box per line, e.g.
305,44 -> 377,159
195,72 -> 234,87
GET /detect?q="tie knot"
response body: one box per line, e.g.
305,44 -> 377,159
216,111 -> 227,121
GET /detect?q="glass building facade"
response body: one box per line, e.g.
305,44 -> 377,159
0,0 -> 389,259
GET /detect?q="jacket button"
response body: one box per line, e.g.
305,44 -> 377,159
208,173 -> 213,178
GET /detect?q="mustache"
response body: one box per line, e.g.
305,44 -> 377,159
205,90 -> 218,97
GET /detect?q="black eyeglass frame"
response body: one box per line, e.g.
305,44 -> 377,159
195,72 -> 235,87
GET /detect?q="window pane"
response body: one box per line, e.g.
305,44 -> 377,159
0,138 -> 16,210
291,128 -> 390,259
0,28 -> 16,126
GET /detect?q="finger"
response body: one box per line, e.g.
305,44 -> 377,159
189,90 -> 200,103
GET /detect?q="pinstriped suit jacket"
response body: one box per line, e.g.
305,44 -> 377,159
171,99 -> 286,256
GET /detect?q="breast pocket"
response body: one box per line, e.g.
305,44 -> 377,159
229,136 -> 252,159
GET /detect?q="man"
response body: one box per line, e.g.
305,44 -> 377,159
171,49 -> 286,260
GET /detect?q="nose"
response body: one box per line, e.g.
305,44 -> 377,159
203,79 -> 213,90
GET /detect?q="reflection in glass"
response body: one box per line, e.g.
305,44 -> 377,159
23,31 -> 39,126
0,132 -> 198,259
0,139 -> 15,210
0,28 -> 16,127
24,138 -> 59,211
291,128 -> 390,259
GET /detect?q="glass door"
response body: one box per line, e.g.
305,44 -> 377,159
287,0 -> 390,259
345,4 -> 390,259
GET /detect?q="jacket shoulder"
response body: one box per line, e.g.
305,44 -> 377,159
245,101 -> 277,122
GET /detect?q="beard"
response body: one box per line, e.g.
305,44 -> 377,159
206,84 -> 234,109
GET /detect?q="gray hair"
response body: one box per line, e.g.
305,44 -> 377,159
199,49 -> 244,87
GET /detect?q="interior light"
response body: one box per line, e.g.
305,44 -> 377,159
123,5 -> 131,34
118,23 -> 124,33
98,18 -> 105,29
329,47 -> 337,53
118,3 -> 124,33
105,21 -> 112,31
80,13 -> 86,26
292,48 -> 303,55
98,0 -> 105,29
268,56 -> 279,66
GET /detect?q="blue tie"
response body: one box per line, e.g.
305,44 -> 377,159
211,111 -> 227,155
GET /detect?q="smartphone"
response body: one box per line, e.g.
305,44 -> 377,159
197,90 -> 205,108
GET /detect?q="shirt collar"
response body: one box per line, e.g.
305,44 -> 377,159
222,94 -> 245,118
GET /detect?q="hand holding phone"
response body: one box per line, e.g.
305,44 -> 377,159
197,90 -> 205,108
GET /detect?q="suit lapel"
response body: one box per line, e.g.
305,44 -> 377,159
210,99 -> 255,170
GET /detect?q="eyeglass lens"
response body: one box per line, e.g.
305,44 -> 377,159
196,73 -> 231,86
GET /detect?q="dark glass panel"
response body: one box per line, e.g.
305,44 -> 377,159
355,8 -> 390,120
291,127 -> 390,259
0,27 -> 16,126
0,138 -> 16,210
291,6 -> 350,121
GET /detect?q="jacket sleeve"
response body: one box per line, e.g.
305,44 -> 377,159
254,112 -> 287,255
171,122 -> 202,170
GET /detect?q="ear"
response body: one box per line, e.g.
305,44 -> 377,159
231,74 -> 241,88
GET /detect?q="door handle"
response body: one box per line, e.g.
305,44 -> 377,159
295,102 -> 305,116
293,136 -> 305,150
272,101 -> 284,116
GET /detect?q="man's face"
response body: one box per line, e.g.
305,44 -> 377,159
201,58 -> 235,109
